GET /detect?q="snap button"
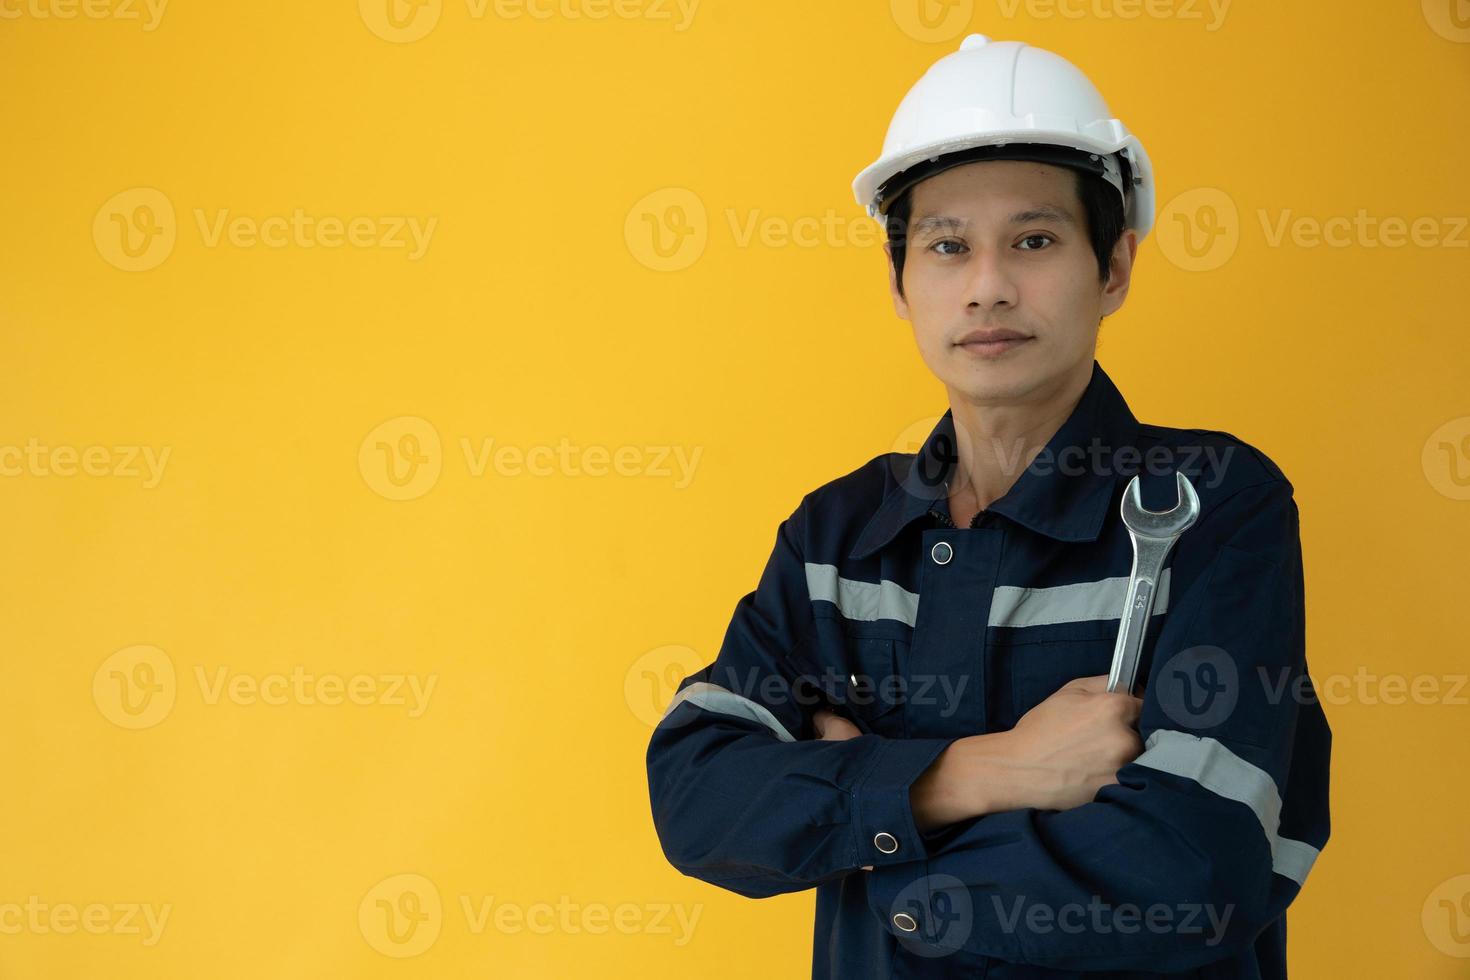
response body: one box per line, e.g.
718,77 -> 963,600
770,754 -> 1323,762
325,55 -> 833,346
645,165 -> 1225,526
873,832 -> 899,854
931,541 -> 953,565
893,912 -> 919,933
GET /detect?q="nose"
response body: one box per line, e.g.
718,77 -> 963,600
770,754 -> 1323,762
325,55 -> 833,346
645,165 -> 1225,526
964,243 -> 1020,312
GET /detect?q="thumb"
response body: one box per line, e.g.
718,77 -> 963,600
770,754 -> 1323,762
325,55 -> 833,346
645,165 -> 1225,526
815,709 -> 863,741
813,708 -> 834,737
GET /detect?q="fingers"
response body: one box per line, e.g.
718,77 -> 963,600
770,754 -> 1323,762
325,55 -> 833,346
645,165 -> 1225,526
813,708 -> 834,737
813,708 -> 862,741
1070,674 -> 1145,704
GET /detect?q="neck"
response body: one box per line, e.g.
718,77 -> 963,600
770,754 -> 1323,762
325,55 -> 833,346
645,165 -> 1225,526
945,361 -> 1093,511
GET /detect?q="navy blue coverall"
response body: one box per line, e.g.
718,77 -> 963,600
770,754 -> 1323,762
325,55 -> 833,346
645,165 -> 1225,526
645,359 -> 1332,978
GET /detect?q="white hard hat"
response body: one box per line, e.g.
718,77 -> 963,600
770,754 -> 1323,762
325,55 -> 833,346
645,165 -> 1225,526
852,34 -> 1155,242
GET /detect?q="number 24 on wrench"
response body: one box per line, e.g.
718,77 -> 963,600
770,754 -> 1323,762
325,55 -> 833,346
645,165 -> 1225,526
1107,471 -> 1200,695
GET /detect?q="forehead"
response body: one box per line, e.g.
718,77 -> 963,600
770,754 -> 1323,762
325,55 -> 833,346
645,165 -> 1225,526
908,159 -> 1081,224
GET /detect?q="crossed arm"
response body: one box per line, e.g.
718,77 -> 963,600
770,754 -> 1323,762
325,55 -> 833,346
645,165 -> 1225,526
646,479 -> 1330,970
815,672 -> 1145,865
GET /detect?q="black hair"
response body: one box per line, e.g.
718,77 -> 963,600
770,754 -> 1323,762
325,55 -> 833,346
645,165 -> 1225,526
883,155 -> 1132,300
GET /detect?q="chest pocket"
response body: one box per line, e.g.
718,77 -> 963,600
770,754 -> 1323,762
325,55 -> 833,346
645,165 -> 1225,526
1003,621 -> 1119,723
838,630 -> 908,737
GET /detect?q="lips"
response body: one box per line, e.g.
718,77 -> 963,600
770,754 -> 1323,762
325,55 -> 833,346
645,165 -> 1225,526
956,328 -> 1031,345
955,328 -> 1033,360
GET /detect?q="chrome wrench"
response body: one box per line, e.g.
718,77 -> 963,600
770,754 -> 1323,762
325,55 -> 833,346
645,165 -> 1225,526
1107,471 -> 1201,695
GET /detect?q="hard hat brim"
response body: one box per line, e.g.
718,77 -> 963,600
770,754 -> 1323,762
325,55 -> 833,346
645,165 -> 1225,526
854,130 -> 1155,241
870,141 -> 1120,217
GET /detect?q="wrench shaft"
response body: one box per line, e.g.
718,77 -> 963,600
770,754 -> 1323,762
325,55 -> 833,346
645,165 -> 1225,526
1107,535 -> 1174,694
1108,573 -> 1155,694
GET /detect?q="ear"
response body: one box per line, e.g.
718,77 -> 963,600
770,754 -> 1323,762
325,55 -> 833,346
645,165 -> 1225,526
885,241 -> 910,321
1100,229 -> 1139,317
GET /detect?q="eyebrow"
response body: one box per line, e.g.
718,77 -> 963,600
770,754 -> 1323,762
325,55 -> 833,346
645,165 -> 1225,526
911,205 -> 1078,235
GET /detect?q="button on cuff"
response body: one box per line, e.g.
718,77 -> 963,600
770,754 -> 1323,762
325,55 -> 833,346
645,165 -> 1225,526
852,736 -> 958,868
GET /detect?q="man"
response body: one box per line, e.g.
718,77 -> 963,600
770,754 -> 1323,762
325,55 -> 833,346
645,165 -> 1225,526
645,34 -> 1330,979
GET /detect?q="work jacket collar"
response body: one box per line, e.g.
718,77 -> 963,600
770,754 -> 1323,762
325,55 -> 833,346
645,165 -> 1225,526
848,359 -> 1141,560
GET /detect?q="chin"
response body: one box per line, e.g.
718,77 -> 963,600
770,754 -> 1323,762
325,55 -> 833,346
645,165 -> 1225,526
950,374 -> 1033,405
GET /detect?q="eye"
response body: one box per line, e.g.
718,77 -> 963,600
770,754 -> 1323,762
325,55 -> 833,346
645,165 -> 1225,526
929,239 -> 968,256
1017,234 -> 1054,251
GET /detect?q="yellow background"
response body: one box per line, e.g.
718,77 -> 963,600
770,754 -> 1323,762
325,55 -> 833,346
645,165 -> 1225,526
2,0 -> 1468,976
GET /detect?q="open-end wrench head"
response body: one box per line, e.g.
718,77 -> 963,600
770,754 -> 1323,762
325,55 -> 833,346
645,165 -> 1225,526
1120,471 -> 1201,537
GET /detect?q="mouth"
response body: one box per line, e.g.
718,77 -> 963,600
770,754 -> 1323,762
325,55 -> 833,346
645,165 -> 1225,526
955,330 -> 1033,358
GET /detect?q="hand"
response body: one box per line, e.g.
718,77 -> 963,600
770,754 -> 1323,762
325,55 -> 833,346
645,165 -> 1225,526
1000,674 -> 1145,812
813,707 -> 862,741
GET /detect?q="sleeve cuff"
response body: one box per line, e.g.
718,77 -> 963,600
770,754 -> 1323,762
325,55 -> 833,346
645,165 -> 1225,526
851,736 -> 959,870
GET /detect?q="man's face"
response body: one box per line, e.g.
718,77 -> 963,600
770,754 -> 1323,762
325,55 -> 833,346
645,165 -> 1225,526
887,159 -> 1136,405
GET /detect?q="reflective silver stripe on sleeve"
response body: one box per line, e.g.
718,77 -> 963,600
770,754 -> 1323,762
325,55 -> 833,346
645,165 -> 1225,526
1270,837 -> 1321,886
988,568 -> 1172,629
805,562 -> 919,627
1133,729 -> 1321,886
659,681 -> 795,742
